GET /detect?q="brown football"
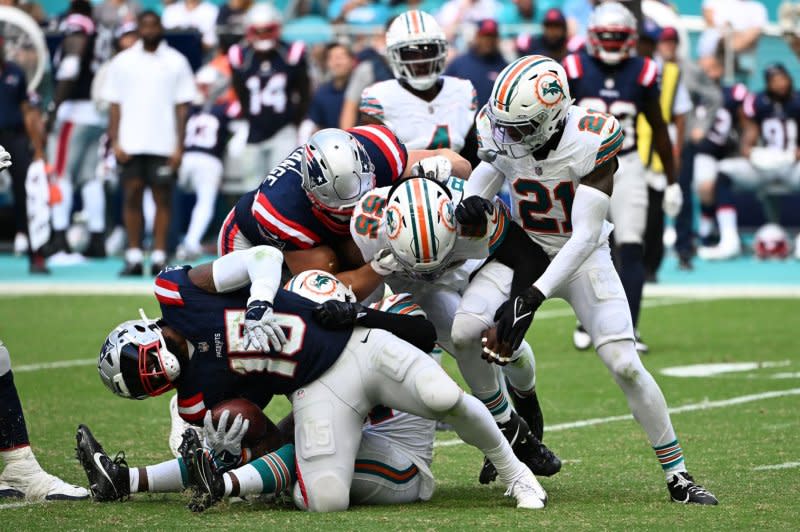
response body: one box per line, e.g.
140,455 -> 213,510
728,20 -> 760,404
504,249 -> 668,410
210,398 -> 275,446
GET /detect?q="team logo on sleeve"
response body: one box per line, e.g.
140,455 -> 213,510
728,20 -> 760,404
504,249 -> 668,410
536,73 -> 566,107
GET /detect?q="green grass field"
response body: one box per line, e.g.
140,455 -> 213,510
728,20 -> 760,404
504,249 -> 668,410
1,295 -> 798,530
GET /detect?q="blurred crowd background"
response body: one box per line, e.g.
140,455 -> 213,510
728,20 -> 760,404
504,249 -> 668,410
1,0 -> 799,276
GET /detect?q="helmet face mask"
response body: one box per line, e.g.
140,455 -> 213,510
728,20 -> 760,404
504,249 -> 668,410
586,2 -> 638,65
386,10 -> 448,91
245,3 -> 282,51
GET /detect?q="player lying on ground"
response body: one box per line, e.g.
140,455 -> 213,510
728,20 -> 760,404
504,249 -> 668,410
87,248 -> 548,511
349,175 -> 560,482
459,54 -> 717,505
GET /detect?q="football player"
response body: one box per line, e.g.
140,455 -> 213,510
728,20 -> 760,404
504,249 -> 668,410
698,63 -> 800,260
563,1 -> 683,352
349,176 -> 560,482
455,54 -> 717,505
0,338 -> 88,500
87,248 -> 547,511
216,126 -> 471,299
175,66 -> 237,261
692,52 -> 749,260
228,3 -> 310,193
359,10 -> 480,166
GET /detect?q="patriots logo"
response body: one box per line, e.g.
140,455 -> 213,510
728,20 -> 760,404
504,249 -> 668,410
305,147 -> 328,189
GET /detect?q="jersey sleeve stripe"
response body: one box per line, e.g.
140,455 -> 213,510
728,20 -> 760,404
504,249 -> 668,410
732,83 -> 748,101
351,125 -> 406,179
638,57 -> 658,87
743,93 -> 756,118
596,135 -> 624,165
178,393 -> 204,407
563,54 -> 582,79
155,277 -> 180,292
287,41 -> 305,65
179,407 -> 207,422
227,44 -> 243,69
598,127 -> 623,153
252,193 -> 318,249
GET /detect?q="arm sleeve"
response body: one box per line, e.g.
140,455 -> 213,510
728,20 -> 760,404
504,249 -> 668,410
211,246 -> 284,303
532,184 -> 610,298
491,221 -> 551,298
464,161 -> 505,199
344,63 -> 373,103
356,309 -> 437,353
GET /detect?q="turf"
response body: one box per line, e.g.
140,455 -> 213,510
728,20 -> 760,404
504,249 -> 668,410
0,295 -> 798,530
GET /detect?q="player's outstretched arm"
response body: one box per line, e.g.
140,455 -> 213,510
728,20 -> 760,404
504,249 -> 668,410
405,148 -> 471,179
464,161 -> 505,200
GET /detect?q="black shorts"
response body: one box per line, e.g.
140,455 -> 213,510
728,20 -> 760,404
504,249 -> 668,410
118,154 -> 176,186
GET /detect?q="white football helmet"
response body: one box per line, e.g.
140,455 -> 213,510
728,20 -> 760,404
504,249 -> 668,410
369,293 -> 427,318
753,224 -> 791,259
386,10 -> 447,91
98,310 -> 181,400
245,2 -> 283,52
486,55 -> 571,158
301,128 -> 376,217
384,177 -> 457,279
586,1 -> 638,65
284,270 -> 356,304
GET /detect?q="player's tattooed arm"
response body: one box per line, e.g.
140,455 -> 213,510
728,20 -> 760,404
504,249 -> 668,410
642,94 -> 677,185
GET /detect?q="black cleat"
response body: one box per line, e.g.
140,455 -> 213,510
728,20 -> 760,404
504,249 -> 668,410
678,254 -> 693,271
28,252 -> 50,274
479,412 -> 561,484
179,429 -> 216,512
667,471 -> 718,505
190,441 -> 226,512
84,232 -> 107,258
75,424 -> 130,502
507,382 -> 544,441
150,262 -> 165,277
119,261 -> 143,277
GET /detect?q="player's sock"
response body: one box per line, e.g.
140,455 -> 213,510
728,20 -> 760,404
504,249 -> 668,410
617,243 -> 645,328
698,204 -> 716,239
442,394 -> 526,484
0,366 -> 31,452
502,341 -> 535,393
475,388 -> 512,424
125,247 -> 143,265
151,249 -> 167,266
654,439 -> 687,477
51,177 -> 73,232
184,175 -> 218,250
82,179 -> 106,234
430,346 -> 444,365
714,174 -> 739,245
129,458 -> 188,493
223,444 -> 295,497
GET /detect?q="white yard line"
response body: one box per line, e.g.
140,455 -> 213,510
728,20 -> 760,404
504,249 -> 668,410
434,387 -> 800,448
13,358 -> 96,373
752,462 -> 800,471
0,500 -> 48,510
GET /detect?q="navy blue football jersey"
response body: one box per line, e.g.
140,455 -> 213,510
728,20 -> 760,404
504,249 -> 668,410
184,103 -> 236,160
743,90 -> 800,151
697,83 -> 748,158
563,50 -> 660,155
53,13 -> 100,102
228,41 -> 308,143
154,265 -> 352,423
231,124 -> 409,251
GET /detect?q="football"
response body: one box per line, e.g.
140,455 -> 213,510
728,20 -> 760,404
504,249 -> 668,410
210,398 -> 275,446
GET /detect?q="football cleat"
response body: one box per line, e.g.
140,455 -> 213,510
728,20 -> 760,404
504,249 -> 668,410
507,383 -> 544,441
119,261 -> 143,277
634,330 -> 649,355
75,424 -> 130,502
667,471 -> 718,505
697,240 -> 741,261
178,429 -> 216,513
480,412 -> 561,484
0,447 -> 88,501
572,323 -> 592,351
504,469 -> 547,510
186,439 -> 226,512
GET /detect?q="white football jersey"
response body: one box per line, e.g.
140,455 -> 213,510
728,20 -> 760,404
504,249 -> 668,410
476,104 -> 620,257
360,76 -> 477,151
350,176 -> 510,288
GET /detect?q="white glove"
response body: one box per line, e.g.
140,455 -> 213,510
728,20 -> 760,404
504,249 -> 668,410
244,299 -> 287,352
203,410 -> 250,471
0,145 -> 11,170
413,155 -> 452,183
662,183 -> 683,218
370,248 -> 403,276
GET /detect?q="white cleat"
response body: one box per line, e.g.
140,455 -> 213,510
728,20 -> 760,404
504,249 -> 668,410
46,251 -> 87,267
572,323 -> 592,351
105,226 -> 126,257
168,394 -> 199,458
0,451 -> 88,501
505,469 -> 547,509
13,232 -> 29,256
697,240 -> 741,261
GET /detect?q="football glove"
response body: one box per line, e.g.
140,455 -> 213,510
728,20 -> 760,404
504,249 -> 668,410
412,155 -> 452,183
313,300 -> 367,329
370,247 -> 403,276
455,195 -> 494,226
662,183 -> 683,218
203,410 -> 249,472
494,286 -> 546,351
0,145 -> 11,170
243,300 -> 287,352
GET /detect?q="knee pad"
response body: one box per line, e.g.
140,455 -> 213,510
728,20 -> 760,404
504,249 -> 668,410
414,363 -> 461,414
598,340 -> 642,382
0,341 -> 10,375
296,473 -> 351,513
450,313 -> 485,354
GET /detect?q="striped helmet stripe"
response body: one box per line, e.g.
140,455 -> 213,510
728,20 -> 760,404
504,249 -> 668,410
421,178 -> 438,259
410,10 -> 421,33
493,55 -> 550,110
411,178 -> 434,261
403,181 -> 423,261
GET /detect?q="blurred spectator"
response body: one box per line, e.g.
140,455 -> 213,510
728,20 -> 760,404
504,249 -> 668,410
563,0 -> 594,40
101,10 -> 195,275
328,0 -> 390,25
445,19 -> 507,107
217,0 -> 252,29
513,0 -> 535,21
228,3 -> 309,192
47,0 -> 109,260
93,0 -> 141,29
437,0 -> 499,41
516,8 -> 568,62
162,0 -> 220,50
0,34 -> 47,271
339,27 -> 393,129
698,0 -> 766,82
303,42 -> 355,138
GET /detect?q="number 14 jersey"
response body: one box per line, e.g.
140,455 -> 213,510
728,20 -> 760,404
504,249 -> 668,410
475,104 -> 621,257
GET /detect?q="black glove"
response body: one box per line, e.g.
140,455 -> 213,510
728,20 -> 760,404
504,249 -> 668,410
494,286 -> 546,351
313,300 -> 367,329
455,196 -> 494,226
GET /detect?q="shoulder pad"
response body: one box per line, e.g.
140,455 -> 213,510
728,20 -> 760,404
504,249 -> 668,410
563,53 -> 583,79
154,266 -> 191,307
227,44 -> 244,69
731,83 -> 748,102
742,92 -> 758,118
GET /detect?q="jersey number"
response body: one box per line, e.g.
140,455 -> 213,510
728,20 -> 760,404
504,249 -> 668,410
577,110 -> 608,134
514,179 -> 575,234
427,125 -> 451,149
246,73 -> 287,115
225,310 -> 305,378
578,98 -> 636,151
185,113 -> 220,149
353,194 -> 386,239
762,117 -> 798,150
